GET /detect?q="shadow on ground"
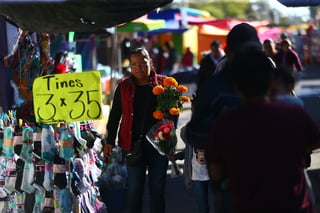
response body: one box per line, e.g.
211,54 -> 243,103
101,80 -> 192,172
308,169 -> 320,212
142,162 -> 198,213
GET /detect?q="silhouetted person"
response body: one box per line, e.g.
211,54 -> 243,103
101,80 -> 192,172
197,40 -> 224,92
206,48 -> 319,213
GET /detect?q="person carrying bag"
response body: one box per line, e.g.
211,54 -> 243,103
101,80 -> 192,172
102,47 -> 170,213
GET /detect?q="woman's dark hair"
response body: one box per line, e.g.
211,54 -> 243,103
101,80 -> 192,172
129,47 -> 155,72
210,40 -> 221,48
280,39 -> 291,47
129,47 -> 151,60
231,49 -> 275,98
263,38 -> 274,46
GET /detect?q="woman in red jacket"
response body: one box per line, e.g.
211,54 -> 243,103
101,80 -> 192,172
103,47 -> 170,213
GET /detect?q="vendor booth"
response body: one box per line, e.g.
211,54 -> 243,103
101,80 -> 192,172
0,1 -> 172,212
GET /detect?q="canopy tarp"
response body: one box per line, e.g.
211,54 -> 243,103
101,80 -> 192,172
176,13 -> 216,25
206,18 -> 269,31
288,23 -> 309,31
0,0 -> 172,33
117,17 -> 166,32
278,0 -> 320,6
148,8 -> 213,20
138,27 -> 189,36
198,24 -> 229,36
197,24 -> 228,62
258,26 -> 284,43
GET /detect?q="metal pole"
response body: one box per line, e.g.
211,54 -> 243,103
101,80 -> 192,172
109,27 -> 121,104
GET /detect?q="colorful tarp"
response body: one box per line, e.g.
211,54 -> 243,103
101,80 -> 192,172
117,18 -> 166,32
198,24 -> 229,36
205,18 -> 269,31
176,13 -> 216,25
258,26 -> 284,43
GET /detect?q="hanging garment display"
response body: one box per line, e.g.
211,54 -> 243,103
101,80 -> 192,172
0,112 -> 107,212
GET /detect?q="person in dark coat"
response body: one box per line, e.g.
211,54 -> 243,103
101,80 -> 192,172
182,47 -> 194,67
274,39 -> 303,72
186,23 -> 263,213
206,48 -> 319,213
196,40 -> 224,92
162,41 -> 177,76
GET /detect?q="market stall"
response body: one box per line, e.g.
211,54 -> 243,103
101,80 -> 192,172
0,1 -> 173,212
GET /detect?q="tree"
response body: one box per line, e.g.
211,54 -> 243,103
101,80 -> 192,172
189,0 -> 252,19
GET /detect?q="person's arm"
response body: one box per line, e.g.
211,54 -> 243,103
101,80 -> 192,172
292,50 -> 303,71
207,162 -> 227,182
103,85 -> 122,157
205,117 -> 227,182
185,75 -> 220,149
197,56 -> 212,88
167,150 -> 185,161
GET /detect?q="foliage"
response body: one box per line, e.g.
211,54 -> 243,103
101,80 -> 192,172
190,0 -> 251,19
186,0 -> 310,24
152,77 -> 190,120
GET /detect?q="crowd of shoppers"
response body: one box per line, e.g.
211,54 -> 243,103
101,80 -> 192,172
102,22 -> 320,213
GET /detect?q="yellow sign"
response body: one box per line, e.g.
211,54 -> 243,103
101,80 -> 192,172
33,71 -> 102,123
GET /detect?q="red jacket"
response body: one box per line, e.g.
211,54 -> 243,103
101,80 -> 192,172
118,71 -> 165,151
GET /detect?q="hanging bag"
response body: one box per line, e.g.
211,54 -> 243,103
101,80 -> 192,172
124,134 -> 144,166
123,92 -> 149,166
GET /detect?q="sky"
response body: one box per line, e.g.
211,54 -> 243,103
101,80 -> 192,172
268,0 -> 311,21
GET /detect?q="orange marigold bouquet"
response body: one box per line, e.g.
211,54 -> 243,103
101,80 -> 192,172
152,77 -> 190,120
147,77 -> 190,156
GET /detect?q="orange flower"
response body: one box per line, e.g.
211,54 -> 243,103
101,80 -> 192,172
163,77 -> 178,87
152,85 -> 165,95
180,96 -> 190,103
177,85 -> 188,93
169,107 -> 180,115
153,110 -> 164,120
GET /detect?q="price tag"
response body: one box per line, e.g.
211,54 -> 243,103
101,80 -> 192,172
33,71 -> 102,123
